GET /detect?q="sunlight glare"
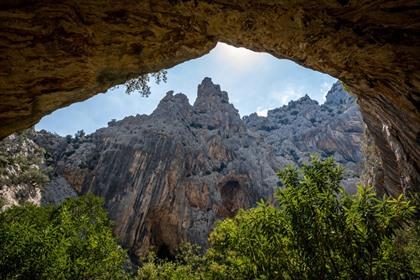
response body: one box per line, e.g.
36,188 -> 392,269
214,42 -> 261,69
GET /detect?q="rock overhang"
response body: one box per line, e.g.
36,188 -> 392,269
0,0 -> 419,195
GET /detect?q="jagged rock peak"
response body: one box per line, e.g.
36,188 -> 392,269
151,90 -> 192,119
325,82 -> 355,106
158,90 -> 191,108
195,77 -> 229,105
192,78 -> 243,132
294,94 -> 319,106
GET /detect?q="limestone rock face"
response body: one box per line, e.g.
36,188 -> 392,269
0,131 -> 44,210
244,82 -> 363,192
0,1 -> 419,196
31,79 -> 366,258
39,78 -> 277,257
0,130 -> 76,211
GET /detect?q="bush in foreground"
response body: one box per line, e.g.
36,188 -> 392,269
0,194 -> 128,279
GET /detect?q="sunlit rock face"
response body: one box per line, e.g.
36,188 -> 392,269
0,130 -> 76,211
32,79 -> 365,257
244,82 -> 364,193
0,0 -> 418,196
37,78 -> 278,257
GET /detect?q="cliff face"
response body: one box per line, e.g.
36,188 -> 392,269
36,78 -> 278,257
244,82 -> 364,192
26,79 -> 363,257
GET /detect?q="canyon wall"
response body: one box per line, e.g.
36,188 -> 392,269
35,78 -> 279,257
25,79 -> 363,257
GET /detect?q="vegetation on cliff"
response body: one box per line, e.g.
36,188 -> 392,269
0,130 -> 50,188
0,130 -> 51,210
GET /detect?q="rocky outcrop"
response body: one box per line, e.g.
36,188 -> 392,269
35,78 -> 277,257
244,82 -> 364,192
27,79 -> 364,258
0,129 -> 76,211
0,1 -> 419,197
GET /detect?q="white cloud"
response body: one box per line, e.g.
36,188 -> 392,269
256,107 -> 270,117
320,81 -> 333,103
269,86 -> 306,106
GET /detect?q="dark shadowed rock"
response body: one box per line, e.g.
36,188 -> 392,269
0,0 -> 418,197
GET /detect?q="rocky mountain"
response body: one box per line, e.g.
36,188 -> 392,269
0,78 -> 364,259
33,78 -> 279,258
0,129 -> 76,211
243,82 -> 364,191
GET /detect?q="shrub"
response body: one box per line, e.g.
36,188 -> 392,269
137,243 -> 204,280
206,157 -> 419,279
0,195 -> 128,280
18,167 -> 49,187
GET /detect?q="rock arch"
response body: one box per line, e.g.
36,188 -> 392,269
0,1 -> 419,195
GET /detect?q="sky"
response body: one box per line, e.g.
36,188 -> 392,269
36,43 -> 337,136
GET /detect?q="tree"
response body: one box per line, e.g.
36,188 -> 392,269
123,70 -> 167,97
0,194 -> 128,279
74,129 -> 85,141
137,244 -> 205,280
206,157 -> 419,279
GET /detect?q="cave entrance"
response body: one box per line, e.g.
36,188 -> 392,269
220,179 -> 248,217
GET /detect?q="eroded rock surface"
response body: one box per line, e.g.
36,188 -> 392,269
36,78 -> 278,257
244,82 -> 364,192
0,129 -> 76,211
27,79 -> 364,257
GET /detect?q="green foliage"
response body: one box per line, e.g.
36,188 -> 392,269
0,194 -> 128,280
137,158 -> 419,279
17,167 -> 50,186
137,243 -> 205,280
0,133 -> 50,188
206,157 -> 418,279
124,70 -> 168,97
74,129 -> 85,141
340,81 -> 352,95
